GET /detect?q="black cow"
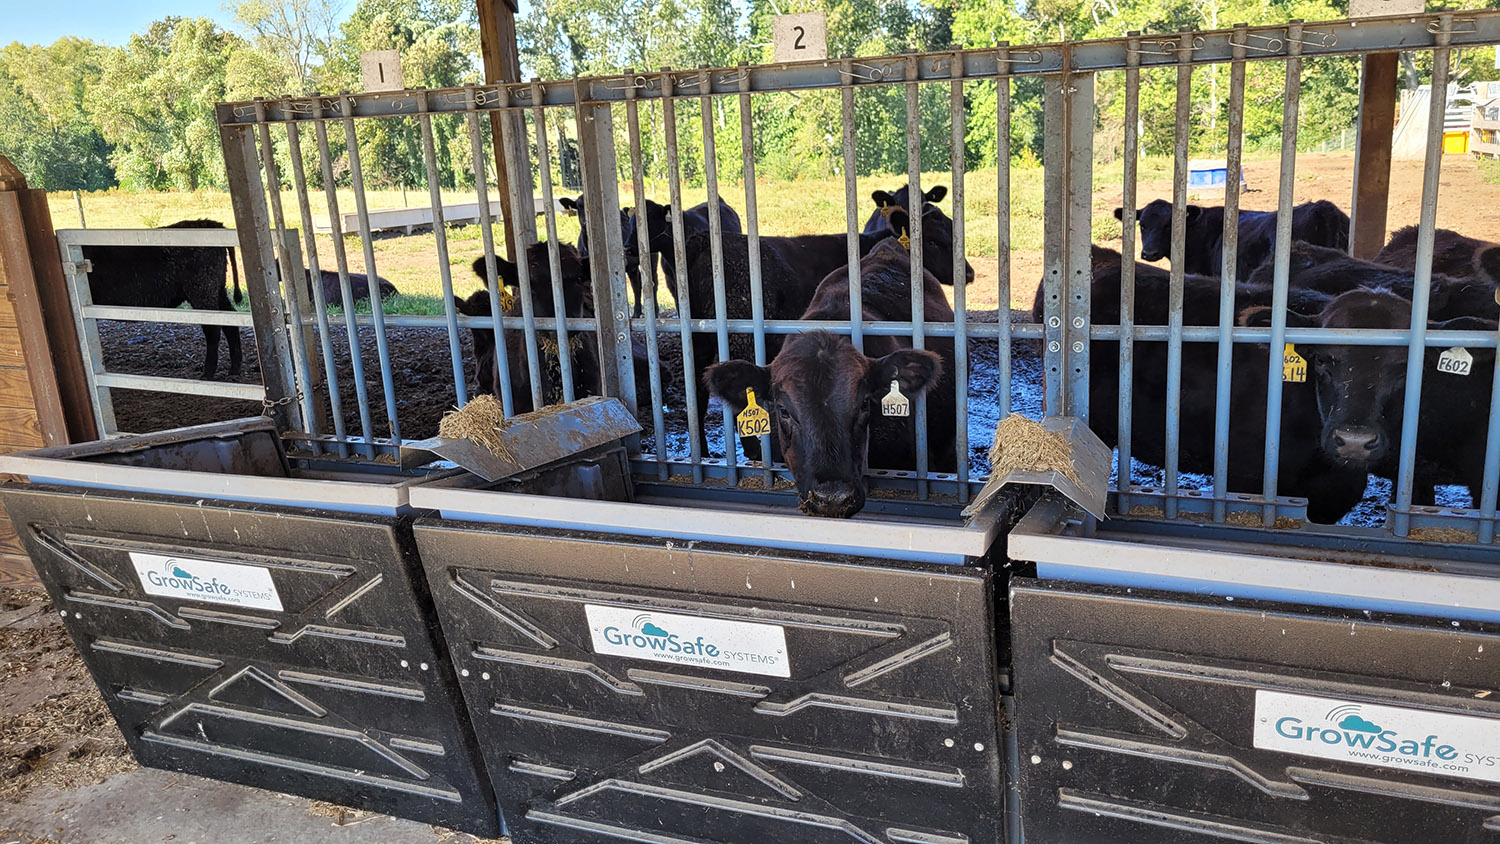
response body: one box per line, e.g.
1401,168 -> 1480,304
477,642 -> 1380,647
631,198 -> 744,314
862,185 -> 948,234
1375,225 -> 1500,287
1242,288 -> 1496,506
682,207 -> 965,457
1246,240 -> 1499,320
308,270 -> 398,305
559,196 -> 639,313
82,219 -> 243,379
706,235 -> 956,518
1043,246 -> 1368,523
1116,198 -> 1350,280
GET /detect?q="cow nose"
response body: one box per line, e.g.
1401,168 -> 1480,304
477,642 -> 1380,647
1332,428 -> 1381,458
800,482 -> 864,518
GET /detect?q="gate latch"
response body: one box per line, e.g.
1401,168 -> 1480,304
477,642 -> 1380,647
63,259 -> 94,276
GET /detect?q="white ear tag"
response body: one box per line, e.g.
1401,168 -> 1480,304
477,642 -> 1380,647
1438,347 -> 1473,376
881,380 -> 910,417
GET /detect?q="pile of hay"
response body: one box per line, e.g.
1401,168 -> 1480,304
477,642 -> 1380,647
988,414 -> 1085,488
437,395 -> 516,462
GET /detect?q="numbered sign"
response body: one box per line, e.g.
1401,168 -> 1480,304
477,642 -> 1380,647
361,50 -> 404,92
1282,344 -> 1307,383
736,388 -> 772,437
1349,0 -> 1423,16
1438,347 -> 1474,376
773,12 -> 828,63
881,380 -> 911,417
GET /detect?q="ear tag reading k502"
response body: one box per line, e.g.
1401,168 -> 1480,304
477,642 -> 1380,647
736,388 -> 772,437
1438,347 -> 1474,376
882,380 -> 911,417
1282,344 -> 1307,383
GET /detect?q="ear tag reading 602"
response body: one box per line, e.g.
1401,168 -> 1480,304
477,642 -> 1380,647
1438,347 -> 1474,376
882,380 -> 911,417
736,388 -> 772,437
1282,344 -> 1307,383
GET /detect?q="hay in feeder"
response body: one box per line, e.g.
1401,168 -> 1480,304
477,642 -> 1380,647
437,394 -> 517,463
989,413 -> 1085,488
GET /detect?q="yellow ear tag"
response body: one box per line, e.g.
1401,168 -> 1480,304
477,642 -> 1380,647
881,379 -> 911,417
499,289 -> 516,312
879,203 -> 896,219
1282,343 -> 1307,383
735,388 -> 771,437
898,231 -> 911,251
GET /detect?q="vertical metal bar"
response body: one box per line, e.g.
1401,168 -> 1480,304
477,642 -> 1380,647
285,111 -> 348,457
417,89 -> 469,408
950,53 -> 970,503
496,85 -> 546,411
1164,30 -> 1193,520
699,69 -> 737,485
1042,67 -> 1069,417
1393,14 -> 1453,537
1066,73 -> 1094,426
340,94 -> 400,441
466,88 -> 516,417
740,65 -> 772,486
841,62 -> 863,354
534,82 -> 577,404
573,88 -> 635,419
1261,21 -> 1306,525
1213,28 -> 1248,522
1479,323 -> 1500,542
61,244 -> 116,435
906,54 -> 930,499
663,70 -> 704,483
313,105 -> 375,455
1117,35 -> 1140,513
218,113 -> 297,432
996,46 -> 1012,422
625,70 -> 668,477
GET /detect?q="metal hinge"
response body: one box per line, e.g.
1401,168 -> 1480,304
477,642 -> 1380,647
62,259 -> 94,276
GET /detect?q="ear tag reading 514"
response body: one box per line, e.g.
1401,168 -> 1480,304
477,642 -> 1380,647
882,380 -> 911,417
1438,347 -> 1474,376
736,388 -> 772,437
1282,344 -> 1307,383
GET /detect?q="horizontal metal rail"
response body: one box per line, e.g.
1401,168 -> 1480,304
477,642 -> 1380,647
219,11 -> 1500,122
94,373 -> 266,401
83,305 -> 256,327
57,228 -> 242,249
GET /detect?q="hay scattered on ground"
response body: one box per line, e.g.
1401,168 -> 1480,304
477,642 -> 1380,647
438,395 -> 517,463
988,414 -> 1084,488
1224,511 -> 1303,530
1409,527 -> 1478,544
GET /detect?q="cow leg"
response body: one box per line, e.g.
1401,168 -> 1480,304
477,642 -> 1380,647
201,325 -> 220,380
692,332 -> 718,457
225,326 -> 243,376
630,263 -> 643,319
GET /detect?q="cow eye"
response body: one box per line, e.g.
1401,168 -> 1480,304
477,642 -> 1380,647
777,404 -> 793,421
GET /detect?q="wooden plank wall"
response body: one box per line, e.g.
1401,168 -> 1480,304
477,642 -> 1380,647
0,154 -> 95,589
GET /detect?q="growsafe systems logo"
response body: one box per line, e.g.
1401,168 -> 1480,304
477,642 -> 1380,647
145,560 -> 237,599
1273,703 -> 1467,766
601,614 -> 722,659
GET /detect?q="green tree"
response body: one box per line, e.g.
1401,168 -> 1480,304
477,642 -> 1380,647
0,38 -> 116,190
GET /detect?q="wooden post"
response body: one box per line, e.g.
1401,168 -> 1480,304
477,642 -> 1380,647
1350,53 -> 1400,260
478,0 -> 525,262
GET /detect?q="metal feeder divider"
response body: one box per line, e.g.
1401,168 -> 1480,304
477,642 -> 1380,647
0,417 -> 502,836
1006,493 -> 1500,844
409,479 -> 1020,844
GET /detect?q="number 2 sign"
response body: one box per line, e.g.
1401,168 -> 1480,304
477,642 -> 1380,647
773,12 -> 828,63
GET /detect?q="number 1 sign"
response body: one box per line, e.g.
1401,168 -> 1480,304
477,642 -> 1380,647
773,12 -> 828,63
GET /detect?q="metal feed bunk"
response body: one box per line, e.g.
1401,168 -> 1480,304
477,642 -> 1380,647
2,10 -> 1500,844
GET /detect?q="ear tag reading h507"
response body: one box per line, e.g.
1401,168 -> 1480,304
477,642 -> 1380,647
735,388 -> 771,437
882,380 -> 911,417
1438,347 -> 1474,376
1282,344 -> 1307,383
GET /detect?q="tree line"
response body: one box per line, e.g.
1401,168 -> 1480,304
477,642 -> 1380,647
3,0 -> 1497,194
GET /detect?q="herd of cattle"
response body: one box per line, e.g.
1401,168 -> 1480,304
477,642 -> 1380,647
83,190 -> 1500,521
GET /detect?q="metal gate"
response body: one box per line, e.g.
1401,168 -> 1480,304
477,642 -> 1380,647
215,11 -> 1500,538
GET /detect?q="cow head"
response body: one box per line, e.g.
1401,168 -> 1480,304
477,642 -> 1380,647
1474,244 -> 1500,288
1239,288 -> 1491,468
870,185 -> 948,227
459,244 -> 596,412
705,332 -> 943,518
1116,199 -> 1200,263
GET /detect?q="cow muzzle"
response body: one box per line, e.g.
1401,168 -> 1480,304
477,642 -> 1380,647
1328,426 -> 1385,463
799,482 -> 865,519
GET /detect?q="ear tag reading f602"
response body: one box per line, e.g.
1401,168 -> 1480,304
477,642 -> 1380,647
882,380 -> 911,417
735,388 -> 771,437
1282,344 -> 1307,383
1438,347 -> 1474,376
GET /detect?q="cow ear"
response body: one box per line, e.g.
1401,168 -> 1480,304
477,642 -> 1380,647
704,360 -> 772,408
1185,204 -> 1203,223
1113,207 -> 1124,221
1431,315 -> 1494,333
560,196 -> 580,216
872,349 -> 944,396
496,257 -> 519,291
1287,289 -> 1332,316
924,186 -> 947,203
1476,245 -> 1500,286
888,210 -> 912,248
871,190 -> 896,208
1237,306 -> 1316,328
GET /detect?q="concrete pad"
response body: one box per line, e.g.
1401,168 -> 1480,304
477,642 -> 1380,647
0,767 -> 506,844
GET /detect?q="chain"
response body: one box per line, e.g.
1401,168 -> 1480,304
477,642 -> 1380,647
262,390 -> 304,416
